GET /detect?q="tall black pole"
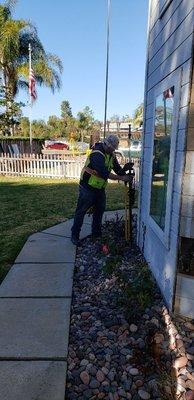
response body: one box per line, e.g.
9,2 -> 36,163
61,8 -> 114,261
103,0 -> 111,139
128,124 -> 132,240
29,43 -> 32,154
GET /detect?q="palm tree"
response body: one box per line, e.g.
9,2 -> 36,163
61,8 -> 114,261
0,0 -> 63,99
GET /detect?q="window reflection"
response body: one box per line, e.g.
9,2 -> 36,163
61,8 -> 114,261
150,87 -> 174,230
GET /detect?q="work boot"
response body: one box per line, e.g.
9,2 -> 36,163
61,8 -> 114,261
71,235 -> 80,246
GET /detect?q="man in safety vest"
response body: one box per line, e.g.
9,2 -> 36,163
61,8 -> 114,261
71,134 -> 131,245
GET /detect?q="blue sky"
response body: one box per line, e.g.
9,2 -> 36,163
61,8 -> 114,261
13,0 -> 148,121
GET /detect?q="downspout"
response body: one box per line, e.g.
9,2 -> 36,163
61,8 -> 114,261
137,0 -> 152,248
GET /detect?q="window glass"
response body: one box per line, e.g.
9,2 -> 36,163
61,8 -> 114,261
150,86 -> 174,230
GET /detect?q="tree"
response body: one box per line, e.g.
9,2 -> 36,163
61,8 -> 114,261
61,100 -> 72,119
132,103 -> 144,128
121,114 -> 132,123
0,83 -> 24,135
77,106 -> 95,141
65,117 -> 79,141
18,116 -> 30,137
47,115 -> 66,138
109,114 -> 120,122
0,1 -> 63,100
31,119 -> 49,139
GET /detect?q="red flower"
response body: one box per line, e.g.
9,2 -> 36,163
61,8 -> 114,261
102,244 -> 109,255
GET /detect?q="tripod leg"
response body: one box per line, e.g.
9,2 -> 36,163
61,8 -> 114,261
128,182 -> 133,241
125,185 -> 129,241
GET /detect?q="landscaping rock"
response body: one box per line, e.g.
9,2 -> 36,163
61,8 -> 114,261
66,217 -> 194,400
138,389 -> 151,399
80,371 -> 90,385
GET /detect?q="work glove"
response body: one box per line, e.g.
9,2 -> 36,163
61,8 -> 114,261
123,162 -> 134,173
122,174 -> 133,183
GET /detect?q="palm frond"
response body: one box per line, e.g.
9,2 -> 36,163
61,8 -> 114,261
16,63 -> 28,79
17,79 -> 28,93
0,4 -> 11,27
4,0 -> 18,10
18,28 -> 45,64
33,60 -> 62,92
1,20 -> 28,63
0,4 -> 63,98
46,53 -> 63,73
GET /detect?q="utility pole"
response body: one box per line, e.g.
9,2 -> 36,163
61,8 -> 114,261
103,0 -> 111,139
28,43 -> 32,154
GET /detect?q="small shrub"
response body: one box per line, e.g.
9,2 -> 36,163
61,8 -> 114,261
122,262 -> 155,316
102,255 -> 121,275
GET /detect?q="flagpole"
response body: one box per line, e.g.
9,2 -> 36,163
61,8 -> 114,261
103,0 -> 111,139
28,43 -> 32,154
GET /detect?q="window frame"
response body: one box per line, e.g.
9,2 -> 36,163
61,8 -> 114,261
148,69 -> 181,249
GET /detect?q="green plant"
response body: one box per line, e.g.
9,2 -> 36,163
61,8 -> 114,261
113,262 -> 155,320
102,255 -> 121,275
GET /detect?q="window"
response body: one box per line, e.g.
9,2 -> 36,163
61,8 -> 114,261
150,86 -> 174,230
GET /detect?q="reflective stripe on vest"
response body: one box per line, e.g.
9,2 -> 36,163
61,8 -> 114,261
81,150 -> 113,189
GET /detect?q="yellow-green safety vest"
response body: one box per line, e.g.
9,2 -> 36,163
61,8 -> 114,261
81,150 -> 114,189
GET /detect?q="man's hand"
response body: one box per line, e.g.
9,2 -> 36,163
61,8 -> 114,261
120,174 -> 132,183
122,162 -> 134,172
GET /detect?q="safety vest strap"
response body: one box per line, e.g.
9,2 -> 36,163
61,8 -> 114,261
90,150 -> 113,171
83,166 -> 100,177
91,150 -> 105,157
80,148 -> 113,190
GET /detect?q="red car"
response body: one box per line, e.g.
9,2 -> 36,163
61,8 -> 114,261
46,142 -> 69,150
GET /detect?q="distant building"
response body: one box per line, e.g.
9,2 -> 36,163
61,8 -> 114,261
138,0 -> 194,318
100,122 -> 142,147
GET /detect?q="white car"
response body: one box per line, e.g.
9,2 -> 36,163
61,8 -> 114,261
130,140 -> 141,152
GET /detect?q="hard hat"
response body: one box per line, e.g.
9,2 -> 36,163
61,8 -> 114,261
104,134 -> 119,150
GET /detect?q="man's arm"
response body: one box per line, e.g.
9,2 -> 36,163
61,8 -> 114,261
90,152 -> 130,182
112,154 -> 124,175
90,152 -> 109,180
108,172 -> 131,182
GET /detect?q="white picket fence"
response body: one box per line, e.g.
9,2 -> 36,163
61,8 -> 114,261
0,153 -> 140,183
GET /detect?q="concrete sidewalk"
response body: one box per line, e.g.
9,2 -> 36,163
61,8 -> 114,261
0,210 -> 125,400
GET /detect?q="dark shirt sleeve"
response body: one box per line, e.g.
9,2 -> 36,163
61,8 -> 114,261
112,155 -> 125,175
90,152 -> 110,180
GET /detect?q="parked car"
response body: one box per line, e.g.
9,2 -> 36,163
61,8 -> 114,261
130,140 -> 141,152
45,141 -> 69,150
76,142 -> 89,152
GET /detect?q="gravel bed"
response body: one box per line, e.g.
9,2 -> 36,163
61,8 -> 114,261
66,216 -> 194,400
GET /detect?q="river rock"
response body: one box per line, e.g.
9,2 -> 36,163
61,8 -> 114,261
80,370 -> 90,385
138,389 -> 151,399
174,356 -> 188,369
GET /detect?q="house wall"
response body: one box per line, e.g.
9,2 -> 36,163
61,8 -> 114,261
138,0 -> 194,309
173,66 -> 194,318
180,69 -> 194,237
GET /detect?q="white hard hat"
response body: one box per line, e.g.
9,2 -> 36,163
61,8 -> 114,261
104,134 -> 119,150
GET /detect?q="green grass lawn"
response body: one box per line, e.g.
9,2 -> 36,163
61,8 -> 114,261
0,176 -> 127,282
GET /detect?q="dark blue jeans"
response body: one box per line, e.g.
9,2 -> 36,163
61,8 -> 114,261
71,185 -> 106,239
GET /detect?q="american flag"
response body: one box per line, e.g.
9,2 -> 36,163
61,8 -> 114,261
29,68 -> 37,101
